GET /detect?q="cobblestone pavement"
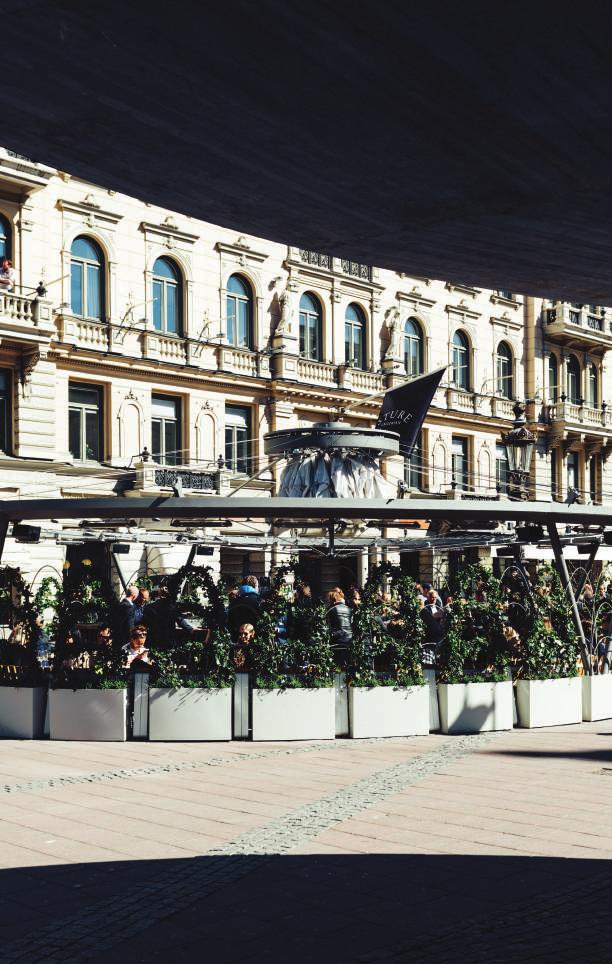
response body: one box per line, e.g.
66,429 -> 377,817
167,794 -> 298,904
0,722 -> 611,962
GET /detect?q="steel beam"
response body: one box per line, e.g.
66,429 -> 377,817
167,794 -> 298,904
2,496 -> 612,525
547,522 -> 591,675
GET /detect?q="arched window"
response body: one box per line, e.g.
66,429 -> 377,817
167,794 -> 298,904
548,354 -> 558,402
345,303 -> 366,369
152,257 -> 182,335
588,363 -> 598,407
496,341 -> 513,398
566,354 -> 581,403
0,215 -> 11,260
226,274 -> 253,348
452,330 -> 470,390
299,292 -> 322,360
403,318 -> 423,376
71,236 -> 104,320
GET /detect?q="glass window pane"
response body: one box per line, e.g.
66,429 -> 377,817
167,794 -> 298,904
69,385 -> 100,406
238,300 -> 248,347
166,284 -> 177,334
68,409 -> 81,460
85,410 -> 100,461
152,420 -> 161,463
152,396 -> 178,419
152,280 -> 163,331
225,427 -> 233,468
227,296 -> 236,345
72,237 -> 101,261
164,421 -> 178,465
71,262 -> 83,317
86,264 -> 101,319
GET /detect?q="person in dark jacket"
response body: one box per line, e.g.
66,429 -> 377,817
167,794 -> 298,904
117,586 -> 138,646
326,588 -> 353,667
228,576 -> 261,641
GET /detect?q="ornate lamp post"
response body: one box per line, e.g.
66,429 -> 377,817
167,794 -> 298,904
502,401 -> 536,500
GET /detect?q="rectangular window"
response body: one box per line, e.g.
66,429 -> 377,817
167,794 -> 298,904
404,432 -> 424,490
567,451 -> 579,494
152,394 -> 181,465
452,436 -> 469,491
495,443 -> 508,494
68,383 -> 103,461
551,449 -> 558,501
0,369 -> 11,454
225,405 -> 251,474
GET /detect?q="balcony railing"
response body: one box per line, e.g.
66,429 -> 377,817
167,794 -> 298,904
297,357 -> 337,386
340,259 -> 372,281
545,302 -> 612,347
546,401 -> 610,430
299,250 -> 332,269
297,249 -> 372,281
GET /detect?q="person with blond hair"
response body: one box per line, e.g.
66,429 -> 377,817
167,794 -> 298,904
326,587 -> 353,666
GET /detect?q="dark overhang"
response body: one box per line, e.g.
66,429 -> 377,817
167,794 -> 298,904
3,496 -> 610,526
5,4 -> 612,300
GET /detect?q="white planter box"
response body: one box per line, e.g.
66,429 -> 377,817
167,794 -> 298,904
516,677 -> 582,728
438,681 -> 513,734
149,687 -> 232,741
49,688 -> 127,741
582,674 -> 612,722
349,685 -> 429,738
252,687 -> 335,741
0,687 -> 46,738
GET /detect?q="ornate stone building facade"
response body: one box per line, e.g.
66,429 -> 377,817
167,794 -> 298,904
0,148 -> 608,591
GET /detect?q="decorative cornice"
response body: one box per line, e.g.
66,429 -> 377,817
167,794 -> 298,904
446,304 -> 481,322
215,240 -> 268,265
57,197 -> 123,227
140,220 -> 199,245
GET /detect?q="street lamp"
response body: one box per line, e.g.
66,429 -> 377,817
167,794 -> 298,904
502,401 -> 536,500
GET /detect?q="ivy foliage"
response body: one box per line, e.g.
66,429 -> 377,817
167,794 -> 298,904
512,564 -> 579,680
250,563 -> 334,690
152,565 -> 234,689
348,563 -> 425,688
437,564 -> 510,684
50,572 -> 125,690
0,565 -> 42,686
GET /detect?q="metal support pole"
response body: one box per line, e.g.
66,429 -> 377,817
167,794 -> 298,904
547,522 -> 591,674
0,515 -> 9,565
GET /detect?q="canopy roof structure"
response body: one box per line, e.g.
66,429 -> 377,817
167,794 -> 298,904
5,3 -> 612,300
2,496 -> 610,527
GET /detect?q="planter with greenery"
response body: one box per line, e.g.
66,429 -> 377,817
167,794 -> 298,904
148,568 -> 235,740
250,578 -> 335,741
512,565 -> 582,728
436,565 -> 513,734
0,566 -> 48,739
347,565 -> 429,738
48,573 -> 128,741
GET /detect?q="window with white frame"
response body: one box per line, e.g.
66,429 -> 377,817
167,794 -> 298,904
225,405 -> 251,474
68,383 -> 103,461
152,394 -> 181,465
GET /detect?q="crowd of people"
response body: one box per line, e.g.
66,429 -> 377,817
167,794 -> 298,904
3,563 -> 612,679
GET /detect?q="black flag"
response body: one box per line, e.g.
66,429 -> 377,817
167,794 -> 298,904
376,366 -> 446,455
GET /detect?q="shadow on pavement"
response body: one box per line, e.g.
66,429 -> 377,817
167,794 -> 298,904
2,851 -> 610,962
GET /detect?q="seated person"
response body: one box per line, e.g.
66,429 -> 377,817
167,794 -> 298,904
61,628 -> 90,669
230,622 -> 254,670
228,580 -> 261,642
123,626 -> 152,668
326,588 -> 353,665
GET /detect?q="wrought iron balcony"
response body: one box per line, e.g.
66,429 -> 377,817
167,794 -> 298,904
297,249 -> 372,281
545,302 -> 612,350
